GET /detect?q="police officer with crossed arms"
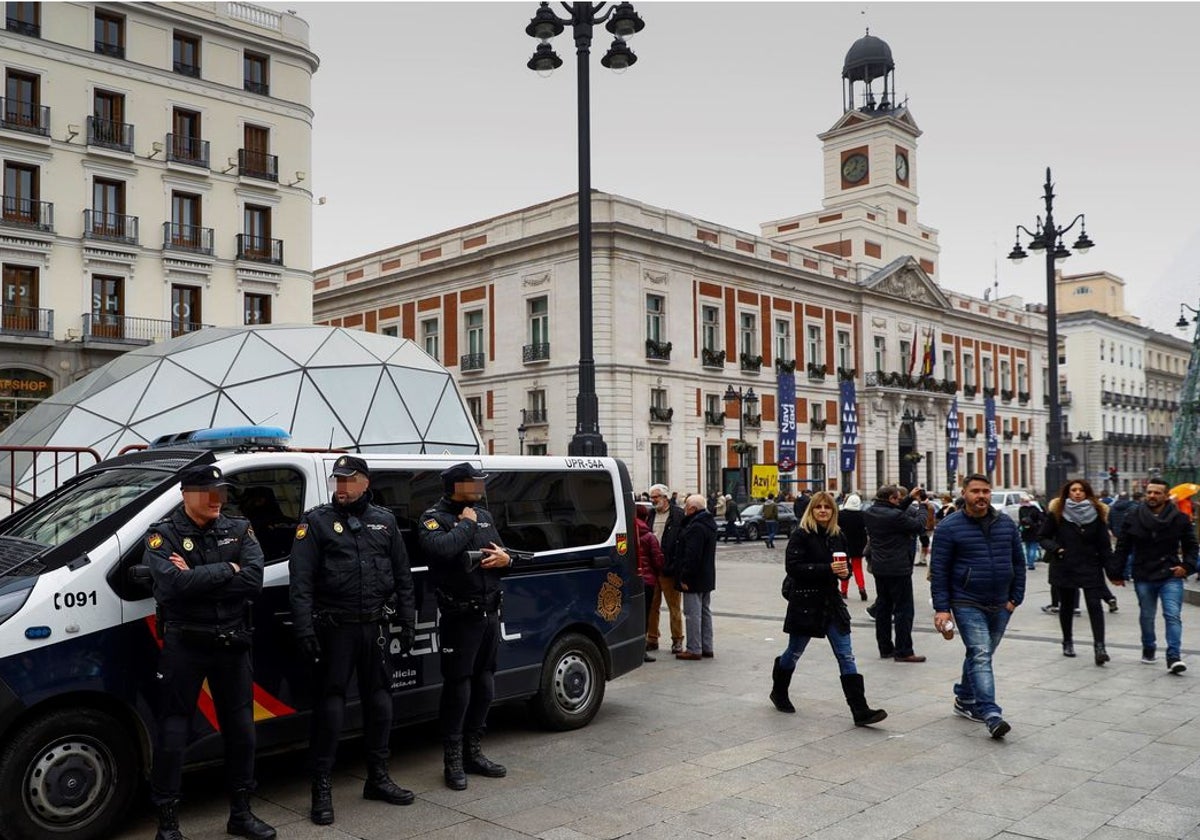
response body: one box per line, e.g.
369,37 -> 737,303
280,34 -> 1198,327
289,455 -> 416,825
418,462 -> 514,790
145,464 -> 274,840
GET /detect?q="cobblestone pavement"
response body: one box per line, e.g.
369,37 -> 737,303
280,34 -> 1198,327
116,541 -> 1200,839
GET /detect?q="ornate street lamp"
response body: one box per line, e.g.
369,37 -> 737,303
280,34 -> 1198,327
518,408 -> 528,456
1167,300 -> 1200,485
1076,430 -> 1093,480
724,385 -> 758,497
524,1 -> 645,456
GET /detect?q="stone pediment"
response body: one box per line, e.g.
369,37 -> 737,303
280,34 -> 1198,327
862,257 -> 949,310
820,106 -> 922,140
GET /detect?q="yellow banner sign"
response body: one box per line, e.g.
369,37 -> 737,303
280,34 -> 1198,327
750,465 -> 778,499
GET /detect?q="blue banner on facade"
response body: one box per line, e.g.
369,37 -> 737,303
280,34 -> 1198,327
839,379 -> 858,474
985,396 -> 998,474
777,371 -> 796,471
946,397 -> 960,475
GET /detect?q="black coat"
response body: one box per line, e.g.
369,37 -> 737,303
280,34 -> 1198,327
782,526 -> 851,638
648,504 -> 685,568
418,496 -> 510,601
863,497 -> 924,575
1112,502 -> 1199,582
838,509 -> 867,556
1038,499 -> 1112,589
673,509 -> 718,593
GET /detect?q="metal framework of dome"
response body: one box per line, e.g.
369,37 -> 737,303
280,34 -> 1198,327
841,29 -> 898,114
0,325 -> 482,495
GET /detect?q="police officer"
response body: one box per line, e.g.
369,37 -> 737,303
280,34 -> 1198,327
418,462 -> 512,790
146,464 -> 274,840
289,455 -> 416,826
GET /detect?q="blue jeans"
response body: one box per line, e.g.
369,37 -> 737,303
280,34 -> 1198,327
766,520 -> 778,547
1022,540 -> 1040,569
951,605 -> 1011,722
1134,578 -> 1183,659
778,623 -> 857,675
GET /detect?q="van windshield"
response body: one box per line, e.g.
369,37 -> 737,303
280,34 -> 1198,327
3,468 -> 168,548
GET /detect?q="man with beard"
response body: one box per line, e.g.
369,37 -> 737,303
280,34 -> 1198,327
1109,477 -> 1199,673
646,483 -> 685,654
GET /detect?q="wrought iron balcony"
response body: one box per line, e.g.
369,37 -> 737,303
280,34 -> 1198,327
166,133 -> 209,168
0,305 -> 52,338
236,234 -> 283,265
740,352 -> 763,373
1,196 -> 53,232
837,366 -> 858,382
1018,391 -> 1031,404
1020,431 -> 1032,441
775,358 -> 796,375
87,115 -> 133,152
524,409 -> 548,425
983,387 -> 997,399
704,410 -> 725,426
244,79 -> 270,96
84,210 -> 139,245
806,362 -> 827,381
94,40 -> 124,60
522,342 -> 550,363
701,347 -> 726,368
810,418 -> 828,432
1043,390 -> 1072,406
460,353 -> 485,372
6,16 -> 39,37
0,98 -> 50,135
645,338 -> 672,361
649,406 -> 673,423
1000,389 -> 1014,402
238,148 -> 278,182
1002,430 -> 1015,441
82,313 -> 210,345
744,412 -> 762,428
963,384 -> 978,398
173,60 -> 200,78
163,222 -> 214,255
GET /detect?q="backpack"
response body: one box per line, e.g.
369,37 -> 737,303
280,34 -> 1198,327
922,501 -> 935,531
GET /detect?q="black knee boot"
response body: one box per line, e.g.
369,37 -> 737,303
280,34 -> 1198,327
1094,643 -> 1110,666
443,738 -> 468,790
155,800 -> 183,840
363,761 -> 415,805
770,656 -> 796,713
227,790 -> 276,840
310,775 -> 334,826
464,732 -> 507,777
840,673 -> 887,726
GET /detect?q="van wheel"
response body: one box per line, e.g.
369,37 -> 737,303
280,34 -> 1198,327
745,524 -> 759,541
0,709 -> 139,840
531,633 -> 605,731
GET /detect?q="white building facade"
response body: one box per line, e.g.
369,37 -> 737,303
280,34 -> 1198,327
0,1 -> 318,427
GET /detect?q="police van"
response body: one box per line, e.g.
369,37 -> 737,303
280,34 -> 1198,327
0,427 -> 644,840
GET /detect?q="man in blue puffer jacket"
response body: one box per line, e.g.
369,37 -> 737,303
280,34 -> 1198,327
931,473 -> 1025,740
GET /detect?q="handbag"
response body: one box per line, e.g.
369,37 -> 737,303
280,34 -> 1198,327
781,574 -> 795,600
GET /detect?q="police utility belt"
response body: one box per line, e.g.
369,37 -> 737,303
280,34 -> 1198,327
315,601 -> 395,627
159,610 -> 253,651
436,588 -> 502,618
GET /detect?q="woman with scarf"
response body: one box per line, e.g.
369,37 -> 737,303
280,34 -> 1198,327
769,491 -> 886,725
1039,479 -> 1114,665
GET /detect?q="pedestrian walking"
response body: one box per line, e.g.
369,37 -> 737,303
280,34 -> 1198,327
769,491 -> 886,725
930,473 -> 1025,739
763,493 -> 779,548
289,455 -> 417,825
673,494 -> 718,660
145,464 -> 275,840
838,494 -> 869,601
863,484 -> 927,662
1017,494 -> 1045,571
723,494 -> 742,543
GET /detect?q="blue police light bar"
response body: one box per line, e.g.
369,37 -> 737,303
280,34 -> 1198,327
149,426 -> 292,451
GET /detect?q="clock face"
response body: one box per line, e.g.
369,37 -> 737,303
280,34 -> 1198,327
841,154 -> 869,184
896,152 -> 909,182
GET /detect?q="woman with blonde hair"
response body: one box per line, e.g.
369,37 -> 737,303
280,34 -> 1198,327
1039,479 -> 1114,665
769,491 -> 886,725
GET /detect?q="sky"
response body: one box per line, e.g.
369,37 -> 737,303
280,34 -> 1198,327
285,2 -> 1199,334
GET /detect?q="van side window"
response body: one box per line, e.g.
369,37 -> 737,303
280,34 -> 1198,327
223,468 -> 305,563
487,470 -> 616,551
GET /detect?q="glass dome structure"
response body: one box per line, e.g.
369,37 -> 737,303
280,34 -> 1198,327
0,325 -> 482,496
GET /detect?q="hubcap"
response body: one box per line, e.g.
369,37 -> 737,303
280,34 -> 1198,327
26,740 -> 110,827
553,652 -> 593,714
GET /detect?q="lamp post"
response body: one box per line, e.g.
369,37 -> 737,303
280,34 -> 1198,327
1007,167 -> 1096,497
518,408 -> 528,456
901,408 -> 926,488
723,385 -> 757,497
1076,430 -> 1092,481
1167,300 -> 1200,486
524,1 -> 645,457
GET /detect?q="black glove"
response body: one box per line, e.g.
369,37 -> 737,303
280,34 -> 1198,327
299,635 -> 321,662
398,624 -> 415,656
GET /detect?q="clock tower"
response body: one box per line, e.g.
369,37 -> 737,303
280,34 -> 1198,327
763,31 -> 940,279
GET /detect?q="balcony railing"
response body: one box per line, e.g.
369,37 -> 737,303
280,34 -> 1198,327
460,353 -> 485,372
740,352 -> 763,373
1043,390 -> 1072,406
0,305 -> 52,338
162,222 -> 214,255
775,358 -> 796,375
522,342 -> 550,363
1,196 -> 53,232
1018,391 -> 1031,404
166,133 -> 210,168
810,418 -> 828,432
236,234 -> 283,265
84,210 -> 139,245
649,407 -> 673,423
0,97 -> 50,135
1000,389 -> 1014,402
704,410 -> 725,426
983,387 -> 997,399
865,370 -> 957,395
244,79 -> 270,96
645,338 -> 672,361
701,348 -> 726,368
82,313 -> 210,345
966,428 -> 979,439
94,40 -> 125,59
963,384 -> 977,397
744,412 -> 762,428
238,148 -> 278,182
806,362 -> 827,381
173,60 -> 200,78
87,115 -> 134,152
524,409 -> 548,425
6,16 -> 40,37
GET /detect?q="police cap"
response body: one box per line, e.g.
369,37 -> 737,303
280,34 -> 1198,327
179,464 -> 231,489
331,455 -> 370,478
441,462 -> 488,491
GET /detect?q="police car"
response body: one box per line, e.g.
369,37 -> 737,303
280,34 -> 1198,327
0,427 -> 643,840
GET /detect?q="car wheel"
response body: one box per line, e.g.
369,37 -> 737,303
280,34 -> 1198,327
0,708 -> 140,840
745,524 -> 759,541
531,632 -> 606,731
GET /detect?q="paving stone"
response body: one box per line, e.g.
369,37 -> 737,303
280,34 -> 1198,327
1007,802 -> 1111,840
1055,781 -> 1149,816
1109,799 -> 1200,837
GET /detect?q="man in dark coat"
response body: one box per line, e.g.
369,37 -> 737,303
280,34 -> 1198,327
863,484 -> 927,662
1017,494 -> 1045,570
647,484 -> 685,654
673,494 -> 718,660
1109,478 -> 1199,673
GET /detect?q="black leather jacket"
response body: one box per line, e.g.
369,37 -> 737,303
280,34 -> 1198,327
288,492 -> 415,639
417,497 -> 507,605
146,507 -> 264,630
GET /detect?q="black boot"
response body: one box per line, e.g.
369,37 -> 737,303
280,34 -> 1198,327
154,800 -> 183,840
840,673 -> 887,726
309,775 -> 334,826
363,761 -> 415,805
769,656 -> 796,713
1062,641 -> 1076,657
227,789 -> 276,840
464,732 -> 507,777
1094,643 -> 1110,666
443,738 -> 468,791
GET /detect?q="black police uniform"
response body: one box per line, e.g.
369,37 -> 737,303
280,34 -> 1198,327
288,455 -> 416,822
417,462 -> 513,789
145,464 -> 273,840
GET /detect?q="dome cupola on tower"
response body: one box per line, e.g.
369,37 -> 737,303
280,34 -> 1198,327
842,29 -> 897,114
